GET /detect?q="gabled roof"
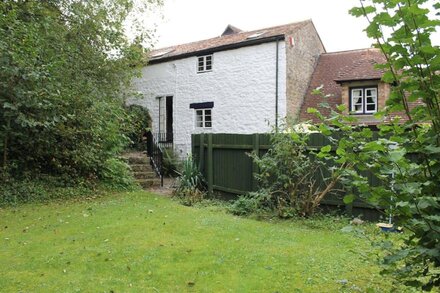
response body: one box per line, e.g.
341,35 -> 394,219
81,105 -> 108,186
148,19 -> 315,64
299,48 -> 386,123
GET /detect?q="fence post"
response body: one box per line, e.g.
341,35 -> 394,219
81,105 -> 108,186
252,133 -> 260,191
199,133 -> 205,172
207,133 -> 213,196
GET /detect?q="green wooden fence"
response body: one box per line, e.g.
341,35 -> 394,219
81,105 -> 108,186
191,133 -> 383,219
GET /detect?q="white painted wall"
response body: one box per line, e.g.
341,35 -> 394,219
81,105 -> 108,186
130,41 -> 287,157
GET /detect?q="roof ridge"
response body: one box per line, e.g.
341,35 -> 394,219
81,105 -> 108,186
322,48 -> 381,55
150,19 -> 312,53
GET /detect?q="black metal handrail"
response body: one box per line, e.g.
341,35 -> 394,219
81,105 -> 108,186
153,132 -> 173,150
146,131 -> 164,187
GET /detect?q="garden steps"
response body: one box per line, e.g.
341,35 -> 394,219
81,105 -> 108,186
122,152 -> 160,189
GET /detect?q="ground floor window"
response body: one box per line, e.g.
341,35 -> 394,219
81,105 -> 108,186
195,109 -> 212,128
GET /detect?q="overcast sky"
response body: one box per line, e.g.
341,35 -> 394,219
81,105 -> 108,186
151,0 -> 439,53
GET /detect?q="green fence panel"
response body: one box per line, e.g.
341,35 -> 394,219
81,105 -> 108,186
191,132 -> 384,218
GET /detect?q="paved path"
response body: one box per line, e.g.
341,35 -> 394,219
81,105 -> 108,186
145,177 -> 177,196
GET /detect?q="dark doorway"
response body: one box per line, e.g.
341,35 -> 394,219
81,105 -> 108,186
166,96 -> 173,142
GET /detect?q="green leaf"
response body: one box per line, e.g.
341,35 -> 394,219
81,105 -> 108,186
336,104 -> 347,112
389,149 -> 406,162
425,145 -> 440,154
382,71 -> 395,83
343,194 -> 356,204
320,145 -> 332,153
319,124 -> 332,136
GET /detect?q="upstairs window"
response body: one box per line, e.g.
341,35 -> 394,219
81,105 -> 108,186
197,55 -> 213,73
350,87 -> 378,114
195,109 -> 212,128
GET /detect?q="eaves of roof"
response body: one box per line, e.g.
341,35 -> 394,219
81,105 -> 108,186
148,34 -> 286,65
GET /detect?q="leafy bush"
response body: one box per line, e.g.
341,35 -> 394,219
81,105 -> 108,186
173,155 -> 205,206
228,191 -> 271,216
99,158 -> 137,190
124,104 -> 151,151
0,0 -> 160,192
0,174 -> 98,206
236,130 -> 340,218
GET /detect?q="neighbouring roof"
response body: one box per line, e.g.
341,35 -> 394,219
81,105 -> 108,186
148,19 -> 315,64
299,48 -> 387,123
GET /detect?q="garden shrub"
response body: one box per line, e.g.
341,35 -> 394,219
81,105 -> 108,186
232,129 -> 341,218
0,0 -> 160,201
173,155 -> 206,206
229,190 -> 271,216
99,157 -> 137,190
124,104 -> 151,151
0,173 -> 99,206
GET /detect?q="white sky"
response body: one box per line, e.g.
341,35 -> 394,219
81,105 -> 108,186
151,0 -> 439,53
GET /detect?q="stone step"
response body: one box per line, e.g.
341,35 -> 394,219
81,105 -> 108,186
133,171 -> 156,179
136,178 -> 161,189
130,164 -> 153,172
127,156 -> 149,164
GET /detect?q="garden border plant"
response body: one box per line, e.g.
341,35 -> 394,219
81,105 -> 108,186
173,154 -> 206,206
230,127 -> 345,218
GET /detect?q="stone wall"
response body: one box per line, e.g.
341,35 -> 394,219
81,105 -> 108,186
285,21 -> 326,121
130,42 -> 287,157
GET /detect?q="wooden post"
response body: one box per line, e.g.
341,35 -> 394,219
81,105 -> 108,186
199,133 -> 205,172
207,133 -> 213,197
252,133 -> 260,191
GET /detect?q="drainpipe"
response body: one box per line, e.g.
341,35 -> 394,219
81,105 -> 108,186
158,97 -> 161,134
275,38 -> 280,133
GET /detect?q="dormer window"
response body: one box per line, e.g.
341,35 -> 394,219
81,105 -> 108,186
197,55 -> 212,73
350,87 -> 378,114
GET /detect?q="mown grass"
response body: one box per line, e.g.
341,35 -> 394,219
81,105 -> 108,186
0,191 -> 395,292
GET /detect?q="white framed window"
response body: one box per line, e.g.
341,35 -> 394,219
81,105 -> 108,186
350,87 -> 378,114
197,55 -> 213,73
195,109 -> 212,128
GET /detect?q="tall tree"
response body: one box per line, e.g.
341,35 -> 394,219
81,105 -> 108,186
0,0 -> 160,180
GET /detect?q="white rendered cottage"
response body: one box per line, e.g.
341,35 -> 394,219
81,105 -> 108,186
130,20 -> 325,156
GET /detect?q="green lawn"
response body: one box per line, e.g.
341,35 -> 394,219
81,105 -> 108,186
0,191 -> 393,292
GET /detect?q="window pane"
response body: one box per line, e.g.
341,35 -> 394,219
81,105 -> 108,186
366,88 -> 377,97
366,104 -> 376,111
354,104 -> 362,112
197,121 -> 203,127
352,89 -> 362,97
205,115 -> 211,122
205,121 -> 212,127
366,97 -> 376,104
205,109 -> 211,115
206,56 -> 211,61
